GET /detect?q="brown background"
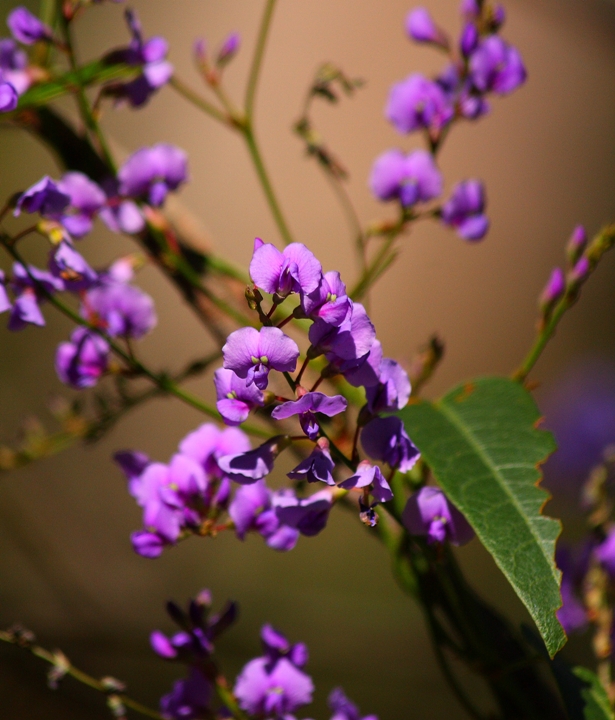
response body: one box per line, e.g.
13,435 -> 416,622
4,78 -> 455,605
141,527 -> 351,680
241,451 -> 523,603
0,0 -> 615,717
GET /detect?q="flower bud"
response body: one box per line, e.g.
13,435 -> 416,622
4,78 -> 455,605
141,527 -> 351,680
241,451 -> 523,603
538,267 -> 565,316
194,37 -> 208,66
460,23 -> 479,57
406,8 -> 449,49
216,32 -> 240,68
566,225 -> 587,266
567,256 -> 590,288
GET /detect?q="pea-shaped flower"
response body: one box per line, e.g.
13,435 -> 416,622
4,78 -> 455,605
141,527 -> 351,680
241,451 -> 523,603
222,326 -> 299,390
249,238 -> 322,298
403,486 -> 474,546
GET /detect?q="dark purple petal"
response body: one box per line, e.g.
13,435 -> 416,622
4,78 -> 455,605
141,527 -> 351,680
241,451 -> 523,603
287,440 -> 335,485
361,416 -> 420,472
274,489 -> 333,536
7,7 -> 53,45
55,327 -> 109,389
0,81 -> 18,111
386,73 -> 453,134
131,530 -> 165,558
15,176 -> 70,218
218,438 -> 285,484
159,668 -> 211,720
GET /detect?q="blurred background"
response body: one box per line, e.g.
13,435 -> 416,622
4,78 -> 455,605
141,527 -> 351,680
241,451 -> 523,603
0,0 -> 614,717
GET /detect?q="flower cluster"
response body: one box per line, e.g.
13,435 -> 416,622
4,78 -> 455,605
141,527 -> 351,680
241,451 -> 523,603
150,589 -> 377,720
370,2 -> 526,241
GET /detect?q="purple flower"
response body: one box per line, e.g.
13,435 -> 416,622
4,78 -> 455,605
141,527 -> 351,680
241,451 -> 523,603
178,423 -> 251,480
339,461 -> 393,503
274,489 -> 333,537
85,277 -> 157,339
406,8 -> 448,48
55,328 -> 110,389
469,36 -> 527,96
386,73 -> 453,134
14,176 -> 70,218
114,450 -> 151,497
402,486 -> 474,546
370,149 -> 442,207
461,0 -> 480,18
131,530 -> 166,558
365,358 -> 411,414
287,439 -> 336,485
567,225 -> 587,265
216,32 -> 240,67
459,23 -> 479,58
7,263 -> 63,331
49,240 -> 97,291
329,687 -> 378,720
441,180 -> 489,240
7,7 -> 53,45
361,416 -> 420,472
157,454 -> 208,509
118,144 -> 188,207
300,270 -> 350,327
107,9 -> 173,108
272,392 -> 347,441
596,528 -> 615,578
0,38 -> 31,95
249,238 -> 322,298
234,657 -> 314,717
222,326 -> 299,390
309,302 -> 376,373
556,544 -> 589,634
261,625 -> 308,671
214,368 -> 264,426
0,81 -> 17,111
159,668 -> 211,720
218,437 -> 288,484
56,172 -> 106,237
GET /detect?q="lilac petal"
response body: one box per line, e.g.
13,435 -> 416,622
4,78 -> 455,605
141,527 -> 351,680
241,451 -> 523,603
150,630 -> 178,659
406,8 -> 440,43
361,416 -> 420,472
222,326 -> 261,378
274,490 -> 333,536
218,440 -> 279,484
142,36 -> 168,63
131,530 -> 165,558
249,241 -> 284,293
8,292 -> 45,330
0,81 -> 18,112
229,480 -> 270,538
217,397 -> 251,425
283,243 -> 322,295
456,214 -> 489,241
266,524 -> 299,551
272,393 -> 347,420
369,150 -> 407,201
402,486 -> 474,546
258,326 -> 300,373
7,7 -> 52,45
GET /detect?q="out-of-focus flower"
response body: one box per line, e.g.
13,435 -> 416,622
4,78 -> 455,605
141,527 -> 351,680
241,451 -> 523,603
370,149 -> 442,207
441,180 -> 489,240
406,8 -> 448,49
118,144 -> 188,207
328,687 -> 379,720
7,7 -> 53,45
159,668 -> 211,720
339,461 -> 393,503
469,36 -> 526,96
402,486 -> 474,545
361,416 -> 420,472
55,327 -> 110,389
386,73 -> 453,134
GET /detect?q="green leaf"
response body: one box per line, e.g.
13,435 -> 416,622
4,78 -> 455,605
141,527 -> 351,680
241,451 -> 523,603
15,60 -> 138,109
570,668 -> 615,720
399,376 -> 565,656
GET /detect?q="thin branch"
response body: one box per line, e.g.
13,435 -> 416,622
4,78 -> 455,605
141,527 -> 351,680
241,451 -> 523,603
245,0 -> 278,121
0,630 -> 164,719
169,76 -> 231,126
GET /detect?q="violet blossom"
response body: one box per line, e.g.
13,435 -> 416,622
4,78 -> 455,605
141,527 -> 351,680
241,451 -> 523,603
272,392 -> 347,441
218,437 -> 288,484
55,327 -> 110,389
106,9 -> 173,108
567,225 -> 587,265
274,489 -> 333,537
214,367 -> 264,426
56,172 -> 107,237
0,80 -> 17,111
7,7 -> 53,45
7,262 -> 63,331
339,461 -> 393,503
216,32 -> 241,67
469,35 -> 526,96
14,176 -> 70,219
299,270 -> 350,327
370,149 -> 442,207
49,240 -> 97,291
178,422 -> 251,481
595,528 -> 615,578
365,357 -> 411,414
118,144 -> 188,207
441,180 -> 489,240
250,238 -> 322,298
386,73 -> 453,135
261,625 -> 308,671
0,38 -> 31,95
159,668 -> 211,720
222,326 -> 299,390
287,439 -> 336,485
361,416 -> 420,472
84,274 -> 157,339
406,8 -> 448,49
234,656 -> 314,718
402,486 -> 474,546
555,544 -> 589,634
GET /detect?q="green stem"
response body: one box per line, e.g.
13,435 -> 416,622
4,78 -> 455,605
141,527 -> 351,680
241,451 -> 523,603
324,172 -> 366,273
0,632 -> 164,719
243,124 -> 295,246
61,16 -> 116,172
169,77 -> 231,126
350,229 -> 400,300
513,222 -> 615,382
245,0 -> 277,120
